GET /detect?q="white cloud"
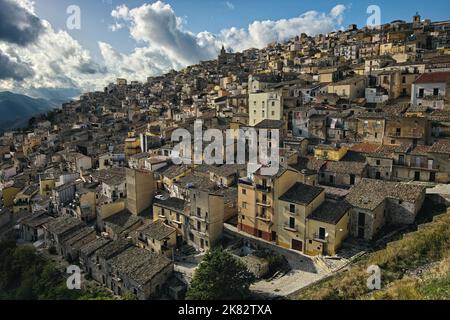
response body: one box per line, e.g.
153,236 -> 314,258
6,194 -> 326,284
108,1 -> 347,68
0,0 -> 107,93
0,0 -> 347,93
98,41 -> 180,81
225,1 -> 235,10
109,22 -> 124,32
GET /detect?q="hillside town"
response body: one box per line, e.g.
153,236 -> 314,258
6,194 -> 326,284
1,13 -> 450,300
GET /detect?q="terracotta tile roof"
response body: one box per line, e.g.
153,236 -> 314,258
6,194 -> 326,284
414,72 -> 450,84
429,141 -> 450,155
410,145 -> 432,155
350,143 -> 381,154
373,144 -> 411,157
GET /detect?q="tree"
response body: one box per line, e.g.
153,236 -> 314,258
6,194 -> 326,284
0,241 -> 111,300
186,248 -> 256,300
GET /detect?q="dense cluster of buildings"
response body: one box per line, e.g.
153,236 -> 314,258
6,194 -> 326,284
1,14 -> 450,299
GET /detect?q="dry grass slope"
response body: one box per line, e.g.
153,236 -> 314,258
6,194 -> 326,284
295,211 -> 450,300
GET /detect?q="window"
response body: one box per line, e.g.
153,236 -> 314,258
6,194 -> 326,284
197,208 -> 201,216
433,88 -> 440,96
242,202 -> 247,209
242,189 -> 247,195
418,88 -> 424,98
272,101 -> 275,107
289,204 -> 296,213
376,160 -> 381,166
319,227 -> 326,240
262,179 -> 267,187
289,217 -> 295,229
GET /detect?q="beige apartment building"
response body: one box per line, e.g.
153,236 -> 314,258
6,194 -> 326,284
126,168 -> 155,216
188,189 -> 224,250
328,76 -> 367,100
238,168 -> 299,242
277,182 -> 351,256
249,91 -> 284,126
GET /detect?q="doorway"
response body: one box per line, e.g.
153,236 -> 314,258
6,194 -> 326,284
358,212 -> 366,239
350,174 -> 356,185
414,171 -> 420,181
292,239 -> 303,252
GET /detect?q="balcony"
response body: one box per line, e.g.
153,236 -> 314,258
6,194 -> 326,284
397,162 -> 438,171
190,228 -> 207,238
416,94 -> 445,100
256,200 -> 272,207
172,218 -> 183,225
256,215 -> 271,223
190,215 -> 207,223
387,131 -> 423,139
238,178 -> 253,186
256,184 -> 272,193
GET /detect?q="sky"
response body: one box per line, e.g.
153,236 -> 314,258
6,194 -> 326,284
0,0 -> 449,96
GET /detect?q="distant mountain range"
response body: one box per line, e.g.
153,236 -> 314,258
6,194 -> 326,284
0,91 -> 57,131
0,88 -> 81,131
24,87 -> 81,106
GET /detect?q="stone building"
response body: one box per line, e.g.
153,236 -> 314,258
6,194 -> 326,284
346,179 -> 425,240
107,246 -> 173,299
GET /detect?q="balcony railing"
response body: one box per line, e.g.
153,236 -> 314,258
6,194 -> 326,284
256,215 -> 271,223
190,215 -> 207,223
256,200 -> 271,207
387,131 -> 423,139
256,184 -> 272,193
238,178 -> 253,186
416,94 -> 445,100
190,228 -> 207,238
395,162 -> 438,170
